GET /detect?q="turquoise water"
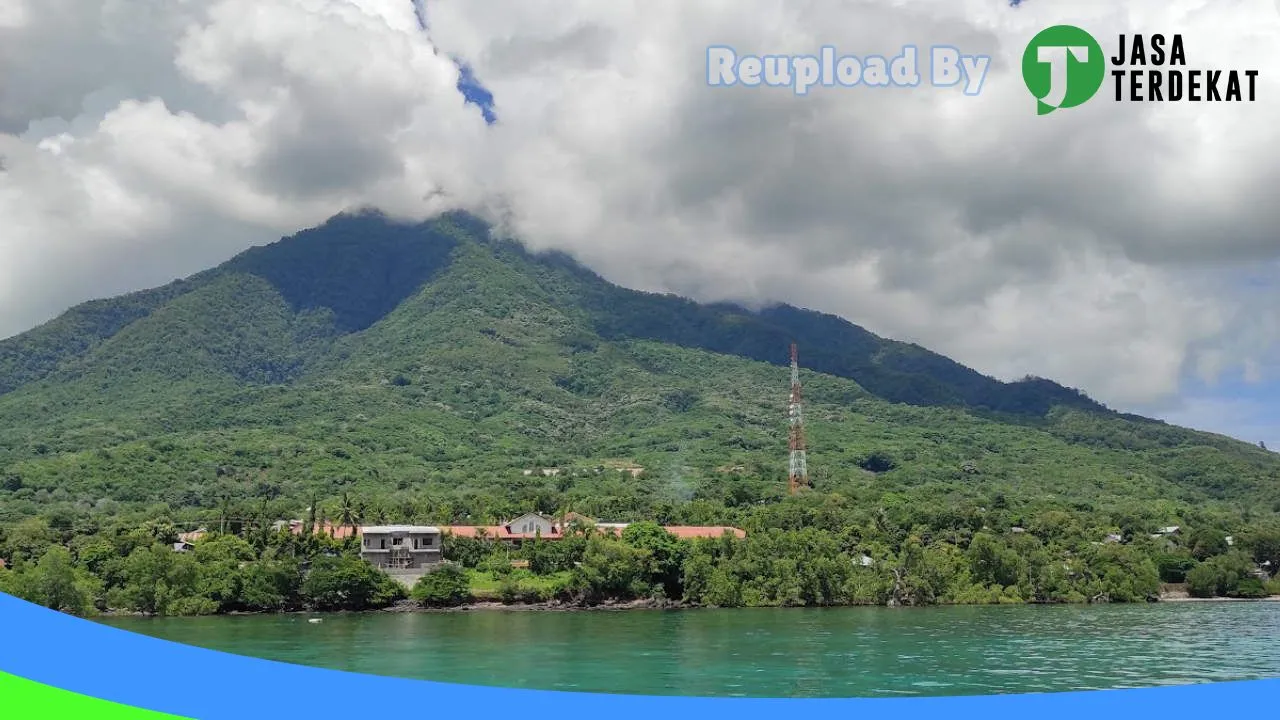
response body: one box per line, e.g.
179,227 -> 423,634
100,602 -> 1280,698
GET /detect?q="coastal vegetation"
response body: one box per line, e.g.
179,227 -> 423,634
2,508 -> 1278,617
1,211 -> 1279,616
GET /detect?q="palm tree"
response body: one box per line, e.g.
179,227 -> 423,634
336,492 -> 362,537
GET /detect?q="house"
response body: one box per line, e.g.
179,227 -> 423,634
172,541 -> 194,553
507,512 -> 559,537
359,526 -> 443,570
443,512 -> 566,545
1156,526 -> 1181,536
178,529 -> 207,544
1104,533 -> 1124,544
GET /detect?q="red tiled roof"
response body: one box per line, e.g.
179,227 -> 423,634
662,526 -> 747,539
442,525 -> 564,540
443,524 -> 745,540
289,522 -> 358,539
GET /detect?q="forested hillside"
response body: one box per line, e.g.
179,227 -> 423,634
1,210 -> 1277,613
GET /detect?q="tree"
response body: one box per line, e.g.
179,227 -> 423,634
335,493 -> 362,538
1188,527 -> 1229,561
966,532 -> 1023,588
1242,527 -> 1280,573
620,522 -> 686,598
1154,551 -> 1197,583
1185,552 -> 1257,598
237,559 -> 300,611
105,544 -> 206,616
23,546 -> 96,616
301,555 -> 404,611
571,536 -> 650,603
411,565 -> 472,607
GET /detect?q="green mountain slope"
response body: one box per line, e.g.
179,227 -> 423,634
0,211 -> 1276,531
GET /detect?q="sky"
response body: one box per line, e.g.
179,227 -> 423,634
0,0 -> 1278,447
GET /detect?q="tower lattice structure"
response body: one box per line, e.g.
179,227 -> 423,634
787,343 -> 809,494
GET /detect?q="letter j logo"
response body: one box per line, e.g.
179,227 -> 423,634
1022,25 -> 1105,115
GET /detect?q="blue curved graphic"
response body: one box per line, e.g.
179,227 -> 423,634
1,591 -> 1276,719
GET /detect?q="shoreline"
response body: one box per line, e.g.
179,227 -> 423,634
1157,595 -> 1280,603
96,593 -> 1280,619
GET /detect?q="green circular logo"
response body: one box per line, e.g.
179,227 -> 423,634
1022,25 -> 1105,115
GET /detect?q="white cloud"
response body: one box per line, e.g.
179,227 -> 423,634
1,0 -> 1279,425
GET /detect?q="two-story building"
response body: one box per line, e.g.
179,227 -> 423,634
358,526 -> 444,571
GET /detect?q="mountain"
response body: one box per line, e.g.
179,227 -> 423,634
0,211 -> 1277,528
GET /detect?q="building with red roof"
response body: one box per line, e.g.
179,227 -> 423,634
442,513 -> 745,543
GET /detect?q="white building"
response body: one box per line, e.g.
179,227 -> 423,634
505,512 -> 558,536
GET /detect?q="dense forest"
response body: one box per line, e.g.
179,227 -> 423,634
1,211 -> 1278,615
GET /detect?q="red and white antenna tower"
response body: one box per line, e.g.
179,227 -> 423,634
787,342 -> 809,494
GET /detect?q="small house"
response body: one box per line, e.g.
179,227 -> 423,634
505,512 -> 559,537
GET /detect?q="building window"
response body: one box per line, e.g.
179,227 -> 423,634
380,539 -> 386,549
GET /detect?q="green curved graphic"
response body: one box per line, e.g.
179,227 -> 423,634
0,671 -> 192,719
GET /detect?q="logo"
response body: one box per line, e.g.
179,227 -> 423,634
1021,25 -> 1105,115
1023,28 -> 1259,114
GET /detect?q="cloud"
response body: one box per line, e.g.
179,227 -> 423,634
1,0 -> 1279,427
